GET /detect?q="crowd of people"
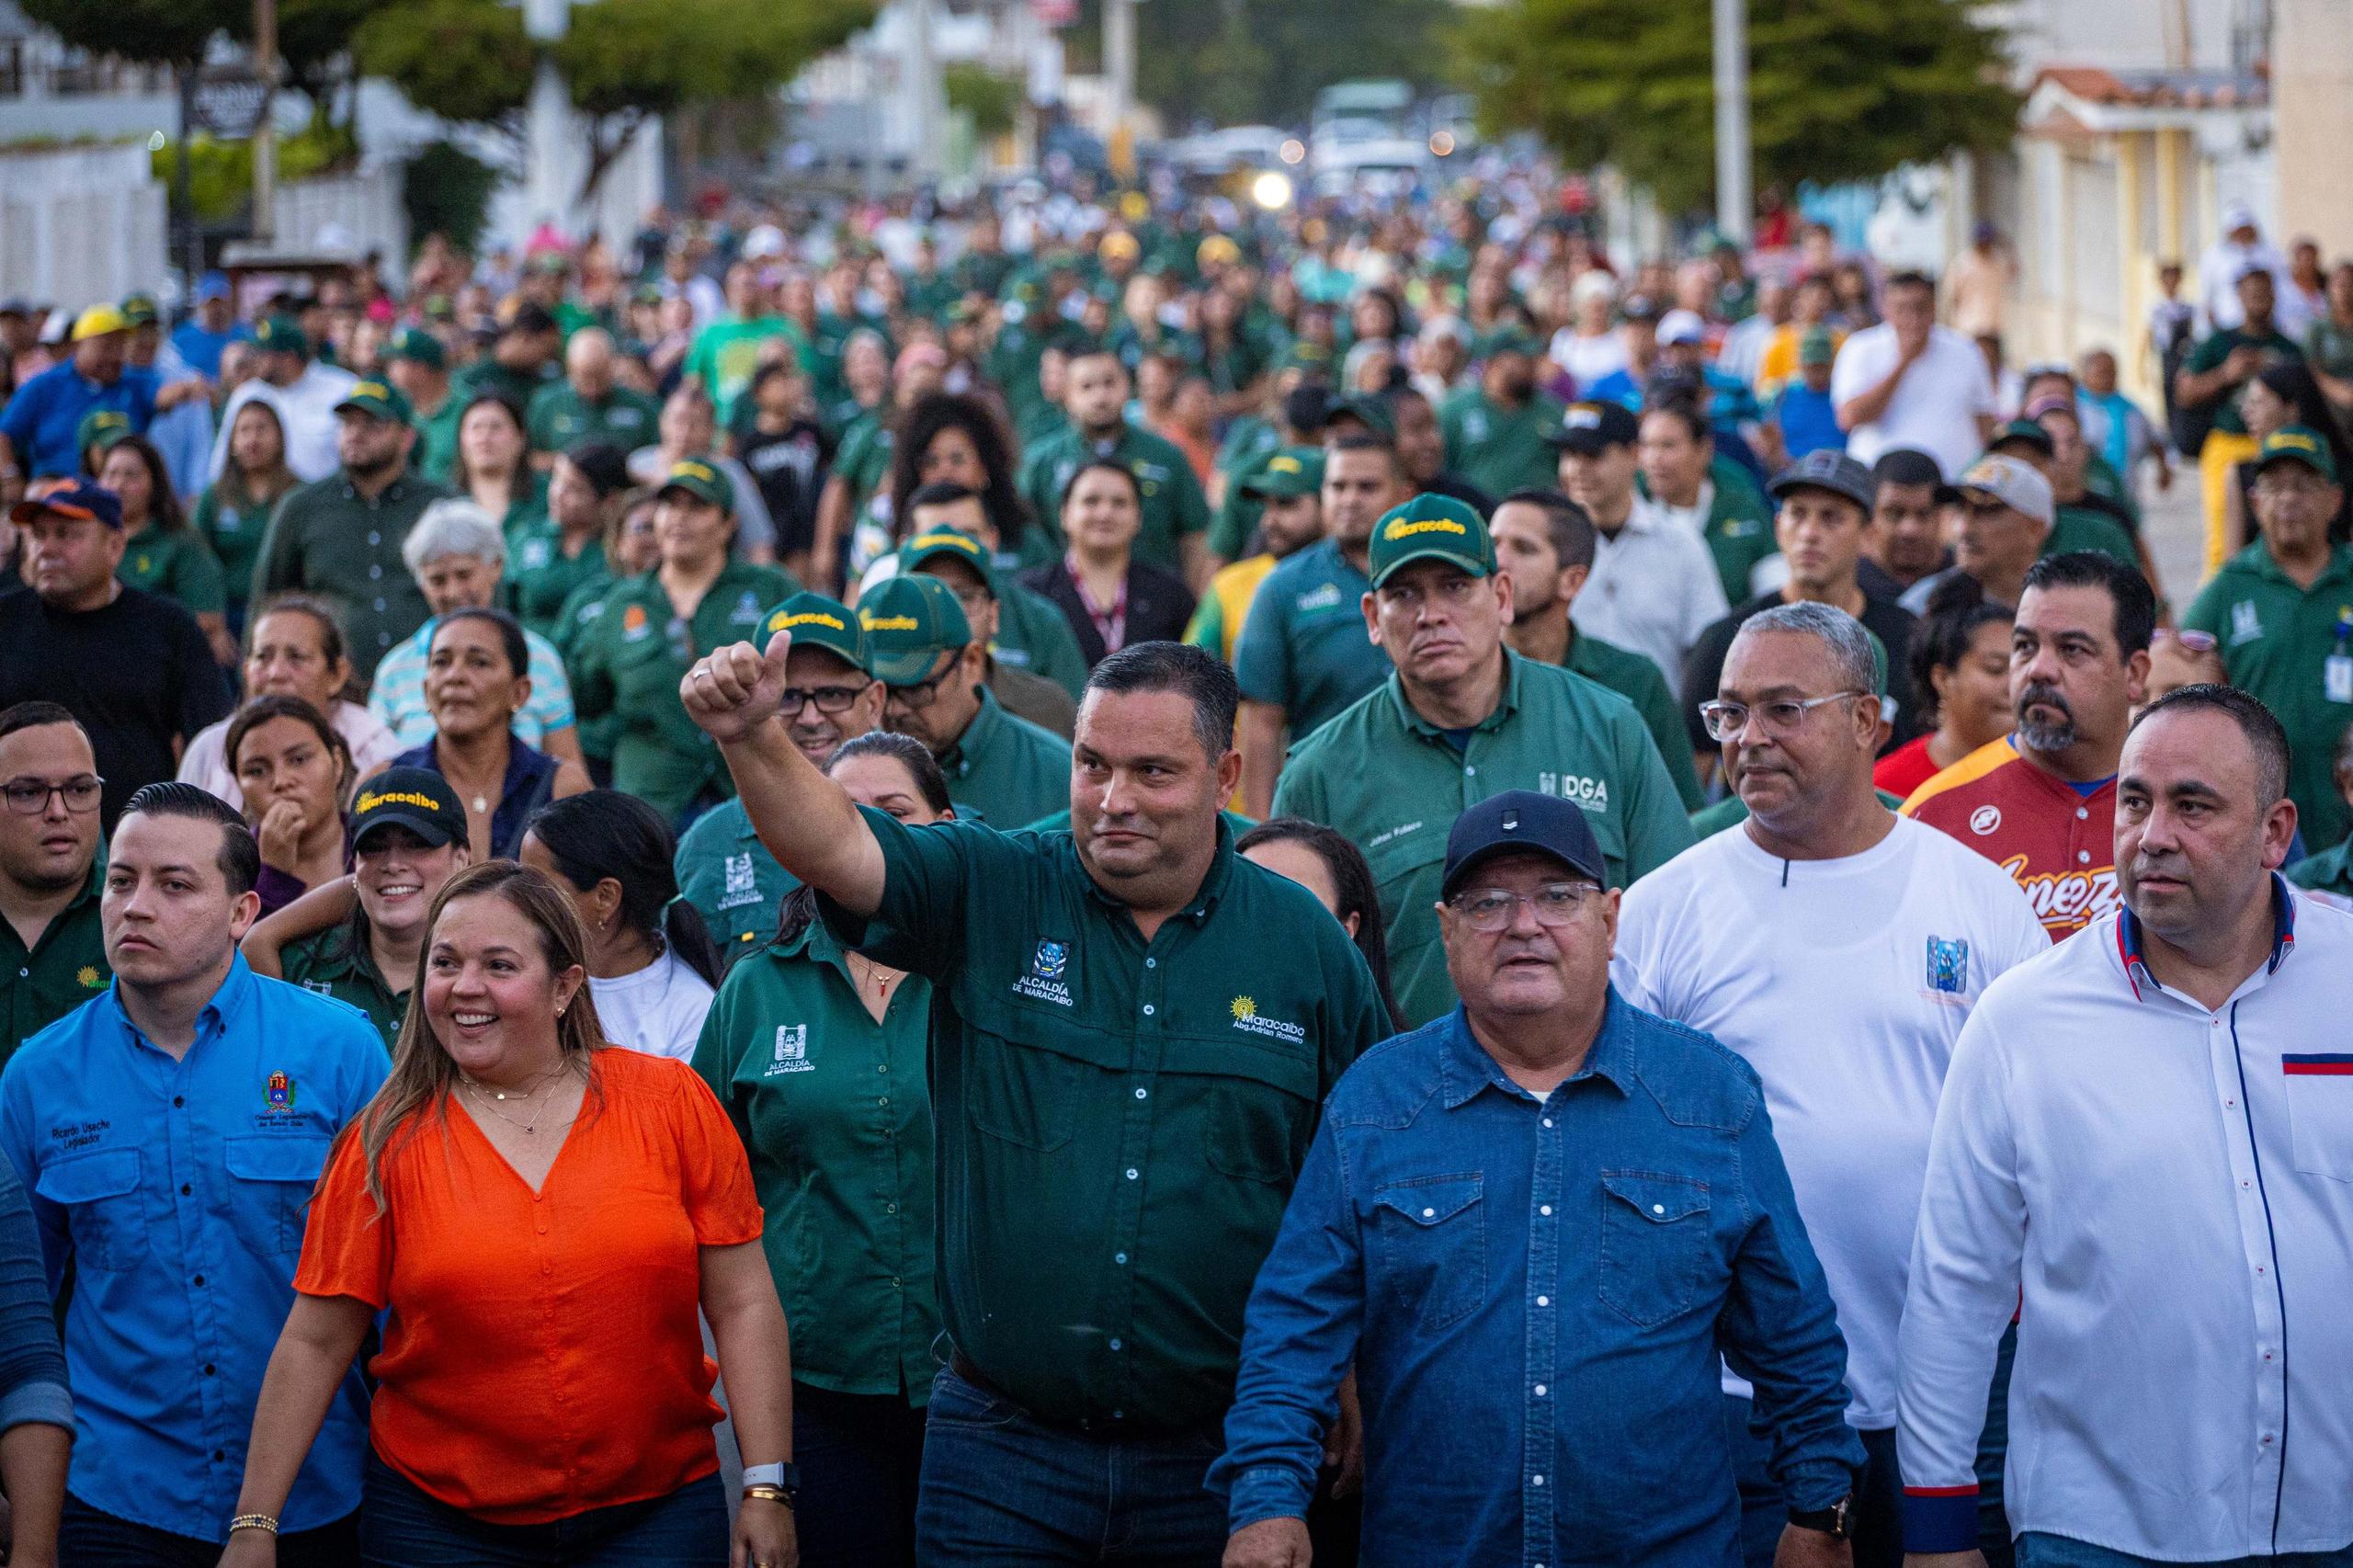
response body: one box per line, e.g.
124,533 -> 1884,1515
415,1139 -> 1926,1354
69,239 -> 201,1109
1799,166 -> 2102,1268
0,172 -> 2346,1568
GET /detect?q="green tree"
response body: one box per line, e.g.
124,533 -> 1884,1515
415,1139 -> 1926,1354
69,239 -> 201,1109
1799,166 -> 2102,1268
944,62 -> 1025,142
354,0 -> 537,137
1456,0 -> 2018,214
15,0 -> 240,67
1073,0 -> 1451,129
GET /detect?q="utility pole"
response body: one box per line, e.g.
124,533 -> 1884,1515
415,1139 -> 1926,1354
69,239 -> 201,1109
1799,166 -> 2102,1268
1105,0 -> 1135,162
908,0 -> 942,178
1711,0 -> 1751,244
523,0 -> 573,232
252,0 -> 278,244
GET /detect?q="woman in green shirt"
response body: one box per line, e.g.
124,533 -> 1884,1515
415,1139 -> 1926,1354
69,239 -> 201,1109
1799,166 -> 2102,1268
508,440 -> 624,641
100,434 -> 234,665
194,398 -> 299,635
691,732 -> 951,1568
451,392 -> 549,544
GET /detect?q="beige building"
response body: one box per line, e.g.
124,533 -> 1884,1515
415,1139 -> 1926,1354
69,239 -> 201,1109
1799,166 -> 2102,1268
2273,0 -> 2353,256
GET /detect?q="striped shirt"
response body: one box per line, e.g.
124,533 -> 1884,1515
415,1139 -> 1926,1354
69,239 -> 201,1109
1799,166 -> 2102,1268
366,619 -> 576,751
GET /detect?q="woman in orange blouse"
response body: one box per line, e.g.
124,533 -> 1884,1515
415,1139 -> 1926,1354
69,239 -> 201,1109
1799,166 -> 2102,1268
219,862 -> 798,1568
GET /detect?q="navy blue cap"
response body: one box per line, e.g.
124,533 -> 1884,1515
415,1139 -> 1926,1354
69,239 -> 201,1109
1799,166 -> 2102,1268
1768,448 -> 1876,514
10,478 -> 123,529
1441,790 -> 1608,899
1546,400 -> 1641,453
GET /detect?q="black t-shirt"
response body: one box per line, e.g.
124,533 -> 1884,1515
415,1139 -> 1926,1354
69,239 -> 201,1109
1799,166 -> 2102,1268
1676,588 -> 1922,756
736,418 -> 834,556
0,585 -> 232,827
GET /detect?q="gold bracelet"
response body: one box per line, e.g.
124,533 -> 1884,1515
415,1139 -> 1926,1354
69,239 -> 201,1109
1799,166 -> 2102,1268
742,1484 -> 795,1510
228,1513 -> 281,1535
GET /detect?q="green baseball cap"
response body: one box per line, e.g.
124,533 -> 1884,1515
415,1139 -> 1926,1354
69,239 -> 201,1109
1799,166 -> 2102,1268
1239,448 -> 1325,500
756,591 -> 869,670
1472,325 -> 1541,360
1325,394 -> 1395,439
899,527 -> 996,592
387,326 -> 447,371
1368,494 -> 1496,588
1280,341 -> 1333,373
75,408 -> 132,457
119,293 -> 159,327
658,457 -> 734,512
2254,424 -> 2338,483
1798,326 -> 1836,366
255,314 -> 309,357
333,378 -> 413,426
858,574 -> 972,685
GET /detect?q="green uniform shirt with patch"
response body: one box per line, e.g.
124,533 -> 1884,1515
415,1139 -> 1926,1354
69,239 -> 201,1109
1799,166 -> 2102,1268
568,561 -> 800,820
1017,425 -> 1211,574
938,687 -> 1072,830
989,581 -> 1091,701
526,381 -> 662,456
411,393 -> 464,483
692,918 -> 938,1403
817,809 -> 1385,1430
550,571 -> 620,763
2288,836 -> 2353,898
0,861 -> 107,1062
2045,506 -> 2141,568
1232,538 -> 1391,742
252,472 -> 456,669
1563,629 -> 1708,811
2182,327 -> 2304,436
675,799 -> 800,960
117,526 -> 227,615
1704,462 -> 1776,606
1272,651 -> 1698,1028
1438,386 -> 1569,499
192,480 -> 286,601
832,417 -> 898,520
506,523 -> 608,642
278,923 -> 406,1054
2183,540 -> 2353,850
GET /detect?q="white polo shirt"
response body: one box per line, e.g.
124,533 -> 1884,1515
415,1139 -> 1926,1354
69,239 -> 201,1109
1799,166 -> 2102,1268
1613,814 -> 2048,1427
1829,323 -> 1996,478
1896,885 -> 2353,1561
1570,497 -> 1730,686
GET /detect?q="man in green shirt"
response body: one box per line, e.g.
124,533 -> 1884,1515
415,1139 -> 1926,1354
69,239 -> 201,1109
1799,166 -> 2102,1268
0,704 -> 108,1059
385,327 -> 460,483
249,380 -> 454,676
525,328 -> 660,464
1438,329 -> 1568,498
449,301 -> 562,415
2183,425 -> 2353,851
2287,728 -> 2353,897
860,574 -> 1071,829
896,510 -> 1081,733
686,263 -> 808,426
677,632 -> 1384,1559
2177,266 -> 2305,574
1490,491 -> 1706,810
676,593 -> 884,961
1017,348 -> 1211,581
1272,494 -> 1696,1027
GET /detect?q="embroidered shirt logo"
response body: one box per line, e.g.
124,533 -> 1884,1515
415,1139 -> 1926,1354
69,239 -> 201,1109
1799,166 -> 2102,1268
718,852 -> 761,911
1925,937 -> 1971,994
765,1024 -> 814,1075
264,1072 -> 298,1113
1230,994 -> 1307,1043
2229,599 -> 2264,647
1012,939 -> 1075,1006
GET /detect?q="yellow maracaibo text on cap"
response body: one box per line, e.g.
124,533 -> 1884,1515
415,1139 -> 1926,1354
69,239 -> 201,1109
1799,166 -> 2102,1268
771,610 -> 847,632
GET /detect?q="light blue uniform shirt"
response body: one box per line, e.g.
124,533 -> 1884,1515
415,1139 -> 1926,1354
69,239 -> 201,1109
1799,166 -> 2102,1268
367,615 -> 576,750
0,955 -> 388,1538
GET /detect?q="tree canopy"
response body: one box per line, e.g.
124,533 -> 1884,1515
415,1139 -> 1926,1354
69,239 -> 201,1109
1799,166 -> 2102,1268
1072,0 -> 1454,130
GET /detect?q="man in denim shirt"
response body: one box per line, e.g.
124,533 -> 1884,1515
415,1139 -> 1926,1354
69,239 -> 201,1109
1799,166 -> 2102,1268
1212,790 -> 1864,1567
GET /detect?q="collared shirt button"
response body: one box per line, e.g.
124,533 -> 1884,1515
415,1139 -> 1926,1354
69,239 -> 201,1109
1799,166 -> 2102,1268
367,531 -> 381,546
884,1202 -> 897,1214
878,1096 -> 889,1108
1135,1087 -> 1148,1099
1540,1205 -> 1552,1216
368,564 -> 382,580
1423,1207 -> 1436,1218
1144,957 -> 1156,968
1535,1294 -> 1549,1307
1108,1337 -> 1122,1351
1541,1118 -> 1552,1128
180,1184 -> 192,1196
1652,1203 -> 1665,1214
1533,1383 -> 1547,1396
2076,807 -> 2088,820
1532,1474 -> 1545,1486
2077,850 -> 2091,863
372,597 -> 386,611
1115,1252 -> 1128,1265
877,1063 -> 889,1074
1125,1168 -> 1139,1180
203,1362 -> 215,1375
1142,1004 -> 1154,1017
1464,765 -> 1476,777
193,1274 -> 205,1287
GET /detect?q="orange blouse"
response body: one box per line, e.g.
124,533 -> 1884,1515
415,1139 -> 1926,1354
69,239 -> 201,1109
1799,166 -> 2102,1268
296,1046 -> 765,1524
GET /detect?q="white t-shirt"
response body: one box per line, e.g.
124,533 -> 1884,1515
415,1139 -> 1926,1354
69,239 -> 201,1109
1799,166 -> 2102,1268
590,949 -> 716,1062
1610,814 -> 2047,1427
1828,323 -> 1996,478
1549,326 -> 1628,392
1569,499 -> 1730,685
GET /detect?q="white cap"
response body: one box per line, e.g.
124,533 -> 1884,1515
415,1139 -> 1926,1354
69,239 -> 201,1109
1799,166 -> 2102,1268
743,224 -> 788,260
1657,308 -> 1707,347
2222,201 -> 2258,237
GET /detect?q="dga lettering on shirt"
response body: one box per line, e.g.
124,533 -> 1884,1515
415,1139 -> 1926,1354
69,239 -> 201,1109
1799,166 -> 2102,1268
1538,772 -> 1610,812
1012,937 -> 1076,1006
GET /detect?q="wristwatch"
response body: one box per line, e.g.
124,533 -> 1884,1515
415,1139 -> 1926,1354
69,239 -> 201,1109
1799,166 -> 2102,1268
1788,1494 -> 1854,1539
741,1461 -> 802,1499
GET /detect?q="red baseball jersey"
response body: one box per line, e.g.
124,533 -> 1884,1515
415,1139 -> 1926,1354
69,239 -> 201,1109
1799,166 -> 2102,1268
1901,736 -> 2117,942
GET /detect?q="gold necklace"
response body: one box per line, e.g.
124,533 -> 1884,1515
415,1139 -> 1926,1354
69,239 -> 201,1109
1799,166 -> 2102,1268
847,953 -> 901,997
458,1062 -> 573,1134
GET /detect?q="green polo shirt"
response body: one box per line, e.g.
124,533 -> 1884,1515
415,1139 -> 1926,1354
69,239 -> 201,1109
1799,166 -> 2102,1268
674,798 -> 799,961
938,687 -> 1072,830
191,479 -> 285,601
1017,424 -> 1211,574
2183,541 -> 2353,850
1562,628 -> 1707,811
1232,537 -> 1391,741
568,561 -> 800,821
692,918 -> 938,1405
1691,789 -> 1906,840
830,416 -> 898,525
252,472 -> 456,670
817,809 -> 1385,1430
2289,837 -> 2353,898
525,381 -> 661,455
990,582 -> 1090,701
1704,463 -> 1777,606
412,392 -> 463,483
0,861 -> 108,1062
1272,651 -> 1697,1028
117,526 -> 227,616
506,522 -> 608,642
278,923 -> 405,1054
2181,326 -> 2304,436
2044,505 -> 2141,569
1438,386 -> 1569,498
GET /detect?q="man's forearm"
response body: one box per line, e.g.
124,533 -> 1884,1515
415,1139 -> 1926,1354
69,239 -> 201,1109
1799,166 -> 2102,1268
719,714 -> 884,914
1836,360 -> 1910,431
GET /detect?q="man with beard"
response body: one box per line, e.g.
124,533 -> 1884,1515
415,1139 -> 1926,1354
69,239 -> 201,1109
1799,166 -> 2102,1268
1903,553 -> 2154,941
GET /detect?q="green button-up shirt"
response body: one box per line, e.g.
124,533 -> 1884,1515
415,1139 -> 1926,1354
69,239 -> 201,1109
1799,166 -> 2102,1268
506,523 -> 607,642
939,687 -> 1073,830
278,923 -> 405,1054
1562,628 -> 1707,811
992,582 -> 1091,701
2288,837 -> 2353,898
674,798 -> 799,962
1273,651 -> 1698,1028
0,860 -> 107,1062
1233,538 -> 1392,742
2183,540 -> 2353,850
252,472 -> 455,669
525,381 -> 661,455
1438,386 -> 1569,498
693,918 -> 938,1404
1017,424 -> 1211,574
568,562 -> 800,821
819,810 -> 1385,1430
119,526 -> 228,616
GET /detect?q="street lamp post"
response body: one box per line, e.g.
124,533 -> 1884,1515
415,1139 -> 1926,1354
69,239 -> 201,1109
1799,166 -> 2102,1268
1711,0 -> 1751,244
252,0 -> 278,244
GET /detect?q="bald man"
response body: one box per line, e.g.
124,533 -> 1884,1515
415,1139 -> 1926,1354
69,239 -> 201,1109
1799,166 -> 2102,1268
526,327 -> 662,467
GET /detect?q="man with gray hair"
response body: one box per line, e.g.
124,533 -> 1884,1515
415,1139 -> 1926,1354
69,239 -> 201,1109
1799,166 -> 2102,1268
361,497 -> 584,765
1614,599 -> 2047,1568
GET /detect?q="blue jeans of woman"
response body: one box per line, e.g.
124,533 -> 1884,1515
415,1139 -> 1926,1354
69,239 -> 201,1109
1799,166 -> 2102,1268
358,1449 -> 729,1567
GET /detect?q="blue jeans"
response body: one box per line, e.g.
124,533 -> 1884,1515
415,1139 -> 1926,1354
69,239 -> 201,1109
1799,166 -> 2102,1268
915,1363 -> 1227,1566
59,1493 -> 359,1567
2018,1534 -> 2353,1568
358,1450 -> 729,1567
795,1380 -> 926,1568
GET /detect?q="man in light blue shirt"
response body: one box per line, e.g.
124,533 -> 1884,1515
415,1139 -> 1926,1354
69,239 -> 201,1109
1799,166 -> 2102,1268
0,782 -> 387,1564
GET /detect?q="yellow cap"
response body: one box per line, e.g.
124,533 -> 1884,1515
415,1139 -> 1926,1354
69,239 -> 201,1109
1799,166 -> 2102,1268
71,304 -> 130,341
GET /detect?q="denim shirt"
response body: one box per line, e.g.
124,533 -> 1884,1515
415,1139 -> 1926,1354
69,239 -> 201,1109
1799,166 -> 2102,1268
1211,992 -> 1863,1565
0,955 -> 389,1538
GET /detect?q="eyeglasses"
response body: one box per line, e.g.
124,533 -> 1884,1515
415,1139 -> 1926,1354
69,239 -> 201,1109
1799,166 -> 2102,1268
1696,690 -> 1868,744
1447,881 -> 1602,933
885,653 -> 961,710
777,680 -> 873,717
2252,472 -> 2334,503
2,775 -> 103,815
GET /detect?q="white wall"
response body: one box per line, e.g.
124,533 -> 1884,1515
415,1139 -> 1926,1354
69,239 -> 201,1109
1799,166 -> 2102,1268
0,142 -> 167,310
